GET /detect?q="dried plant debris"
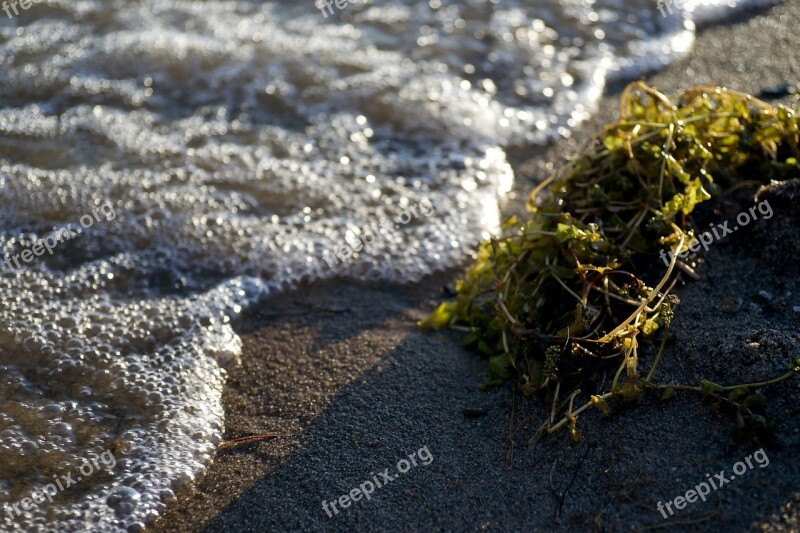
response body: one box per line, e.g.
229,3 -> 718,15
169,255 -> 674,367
423,82 -> 800,442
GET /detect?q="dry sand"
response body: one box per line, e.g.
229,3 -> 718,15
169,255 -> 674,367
154,2 -> 800,531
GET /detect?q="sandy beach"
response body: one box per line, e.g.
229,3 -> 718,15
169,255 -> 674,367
153,2 -> 800,531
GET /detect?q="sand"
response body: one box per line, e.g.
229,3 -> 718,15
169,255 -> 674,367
153,2 -> 800,531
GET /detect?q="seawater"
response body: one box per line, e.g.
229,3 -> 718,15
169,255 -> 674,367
0,0 -> 776,530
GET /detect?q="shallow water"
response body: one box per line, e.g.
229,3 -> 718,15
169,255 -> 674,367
0,0 -> 775,530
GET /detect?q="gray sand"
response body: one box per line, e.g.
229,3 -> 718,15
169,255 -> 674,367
154,2 -> 800,531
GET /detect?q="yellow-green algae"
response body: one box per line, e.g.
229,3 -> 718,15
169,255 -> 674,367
424,82 -> 800,442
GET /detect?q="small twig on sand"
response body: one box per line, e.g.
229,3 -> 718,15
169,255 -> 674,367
549,448 -> 591,520
218,433 -> 296,451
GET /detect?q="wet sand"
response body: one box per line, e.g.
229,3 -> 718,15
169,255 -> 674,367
154,2 -> 800,531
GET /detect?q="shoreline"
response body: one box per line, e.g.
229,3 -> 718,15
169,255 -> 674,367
154,1 -> 800,530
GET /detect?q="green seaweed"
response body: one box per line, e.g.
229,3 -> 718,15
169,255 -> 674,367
422,82 -> 800,442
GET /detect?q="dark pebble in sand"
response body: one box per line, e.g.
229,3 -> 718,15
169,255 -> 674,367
757,83 -> 797,99
756,290 -> 774,303
462,407 -> 488,417
721,296 -> 744,314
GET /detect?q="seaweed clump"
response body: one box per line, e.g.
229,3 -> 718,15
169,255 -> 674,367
423,82 -> 800,441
